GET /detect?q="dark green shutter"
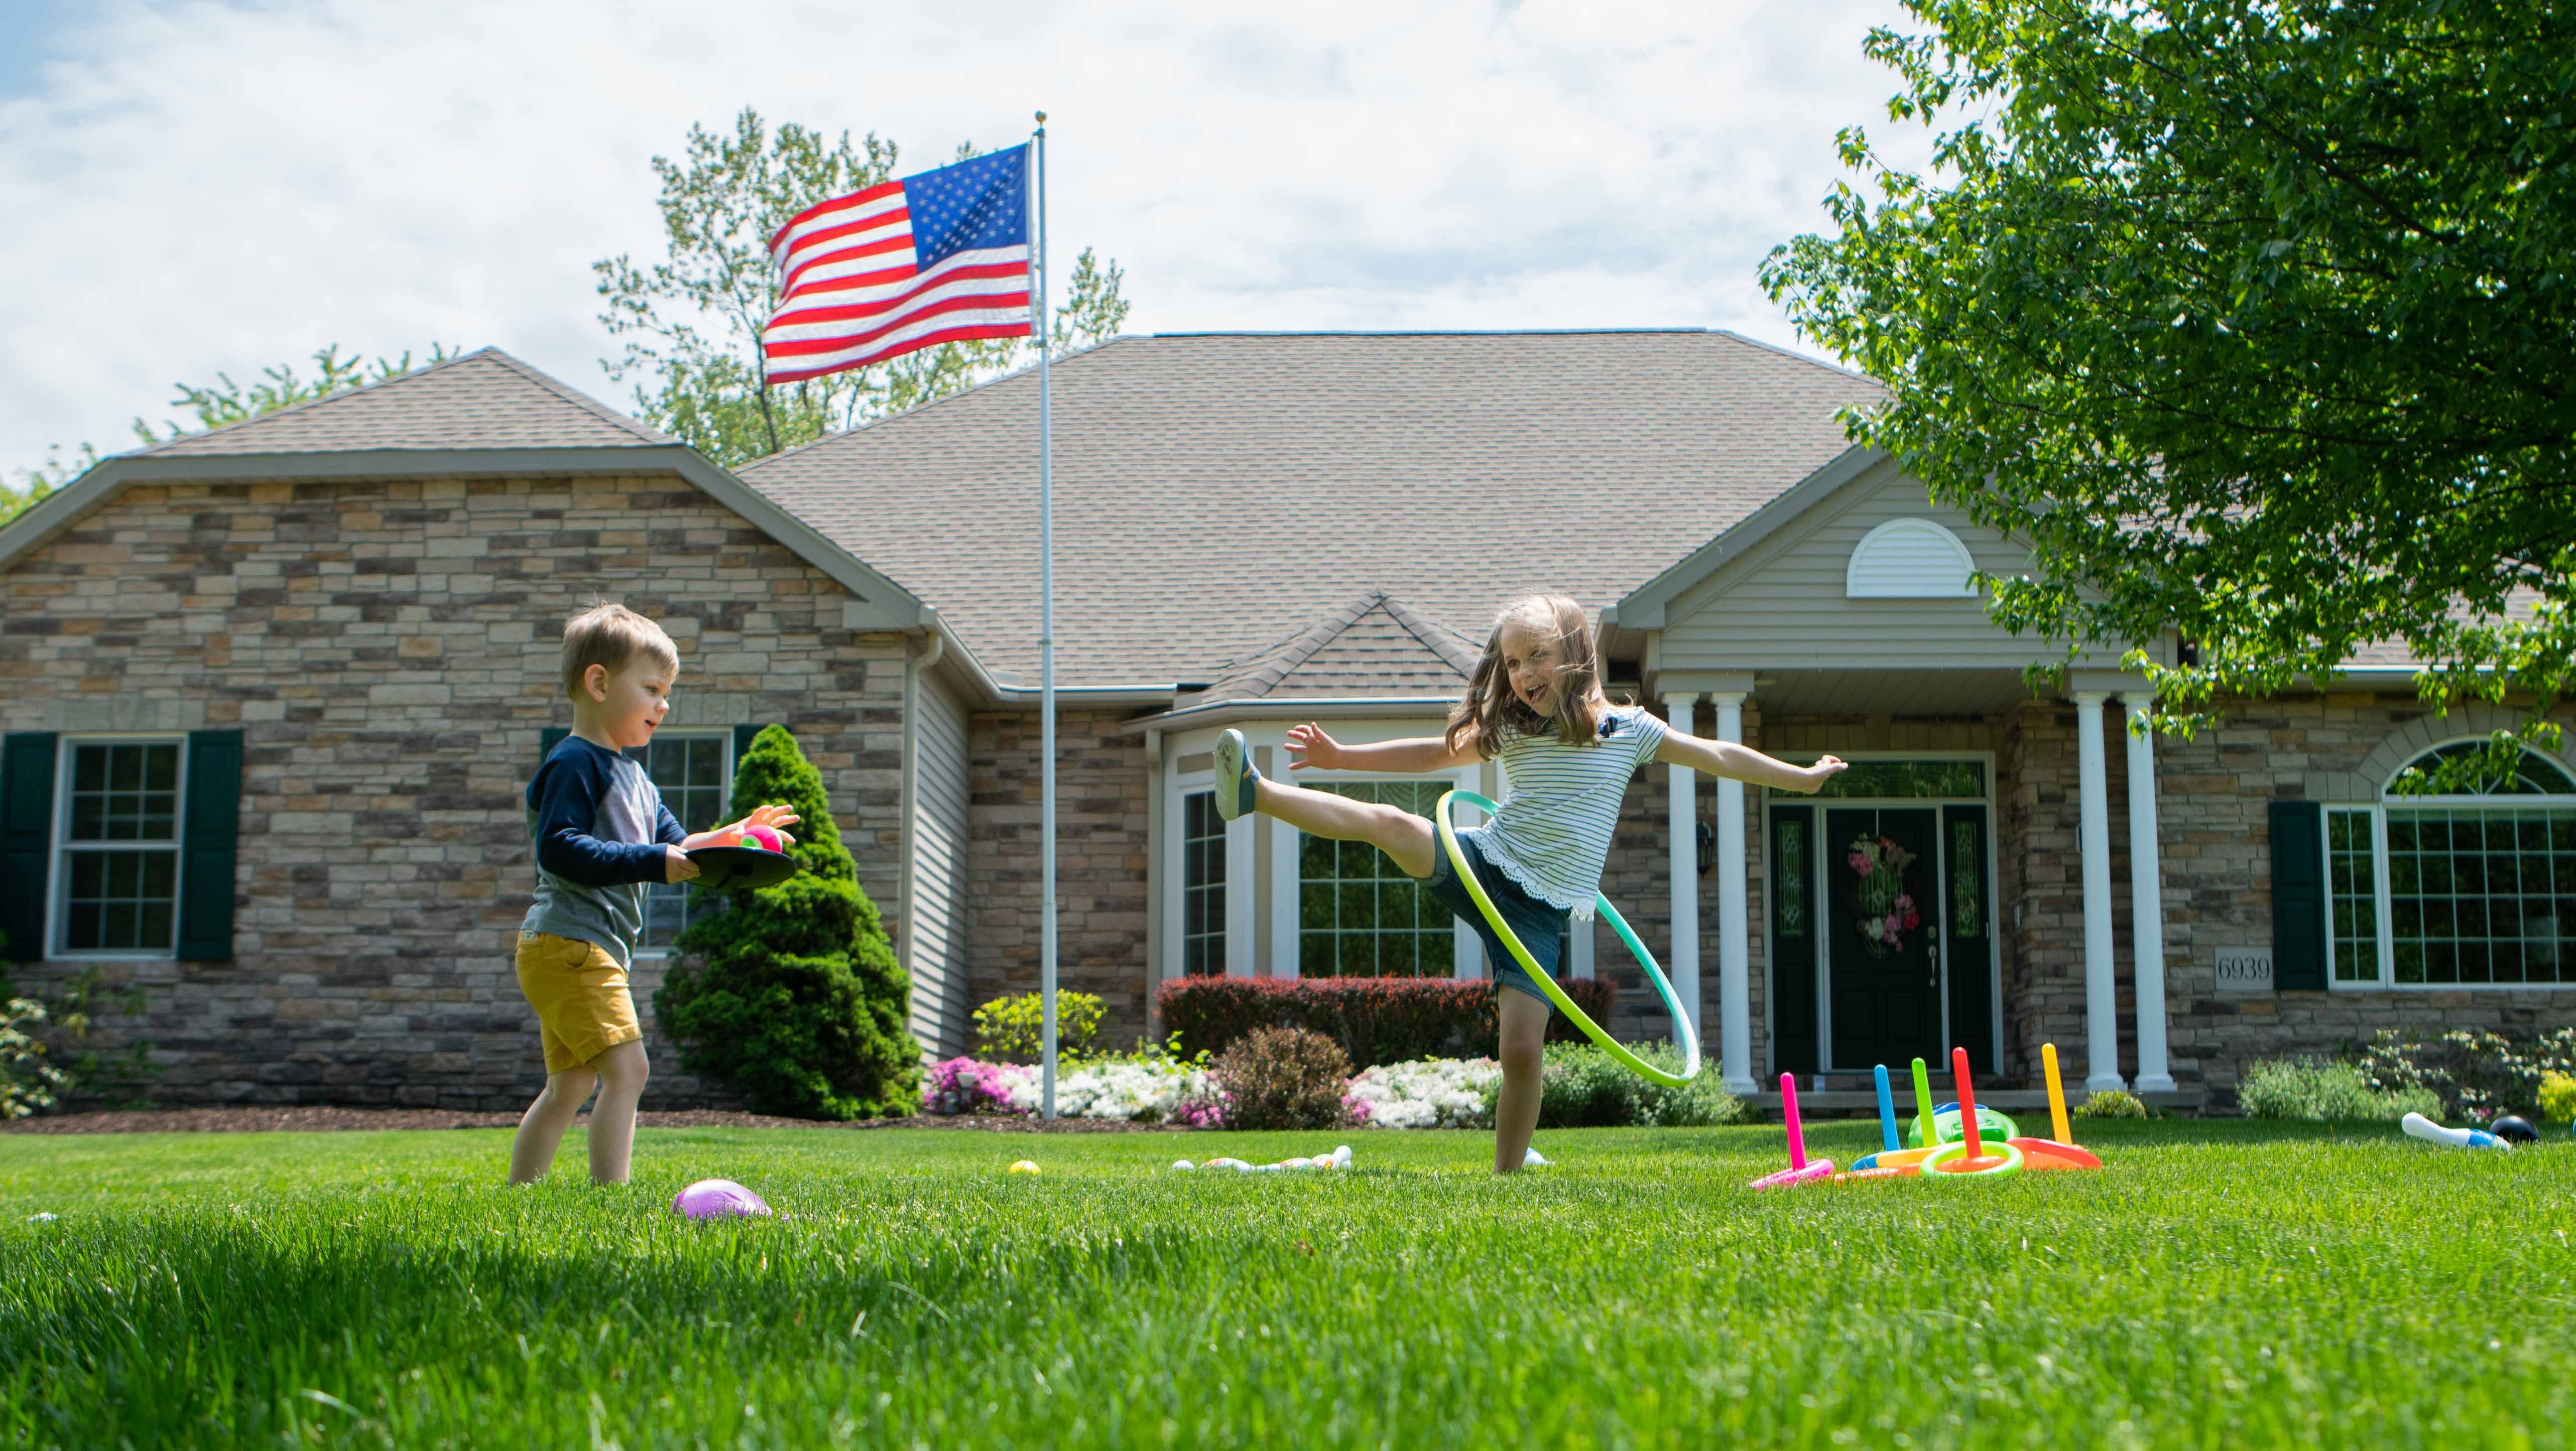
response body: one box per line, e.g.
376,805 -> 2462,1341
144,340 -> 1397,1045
541,727 -> 570,763
1,733 -> 59,961
2269,800 -> 2327,990
176,729 -> 244,961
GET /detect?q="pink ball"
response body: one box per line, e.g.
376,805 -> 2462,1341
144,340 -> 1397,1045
672,1178 -> 771,1221
742,824 -> 785,853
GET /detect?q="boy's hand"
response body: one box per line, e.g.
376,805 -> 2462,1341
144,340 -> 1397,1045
664,845 -> 700,884
1796,756 -> 1850,794
1286,723 -> 1344,770
722,803 -> 802,849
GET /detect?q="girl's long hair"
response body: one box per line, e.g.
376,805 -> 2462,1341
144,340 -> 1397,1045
1444,594 -> 1609,759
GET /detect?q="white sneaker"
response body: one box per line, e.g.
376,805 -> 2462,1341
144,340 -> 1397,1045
1212,728 -> 1259,821
1522,1147 -> 1550,1167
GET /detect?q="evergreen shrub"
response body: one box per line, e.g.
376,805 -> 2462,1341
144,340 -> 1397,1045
655,726 -> 916,1118
1210,1027 -> 1352,1131
1156,975 -> 1616,1068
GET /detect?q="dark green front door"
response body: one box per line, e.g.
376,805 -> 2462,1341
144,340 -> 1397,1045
1826,807 -> 1944,1069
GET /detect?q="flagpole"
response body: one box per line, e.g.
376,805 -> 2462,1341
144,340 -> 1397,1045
1033,112 -> 1058,1121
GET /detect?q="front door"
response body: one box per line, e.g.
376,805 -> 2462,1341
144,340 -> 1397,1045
1826,807 -> 1944,1069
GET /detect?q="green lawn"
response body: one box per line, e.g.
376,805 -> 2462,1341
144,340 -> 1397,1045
2,1120 -> 2568,1448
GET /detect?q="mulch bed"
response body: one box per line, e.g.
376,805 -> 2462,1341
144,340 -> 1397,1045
0,1107 -> 1197,1136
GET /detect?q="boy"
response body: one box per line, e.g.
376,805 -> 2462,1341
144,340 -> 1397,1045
508,601 -> 799,1185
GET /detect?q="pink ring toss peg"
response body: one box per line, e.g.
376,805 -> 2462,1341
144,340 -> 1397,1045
1749,1073 -> 1834,1190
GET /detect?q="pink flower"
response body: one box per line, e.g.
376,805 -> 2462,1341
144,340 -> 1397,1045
1848,853 -> 1872,873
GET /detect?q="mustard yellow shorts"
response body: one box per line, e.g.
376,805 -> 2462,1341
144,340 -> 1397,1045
514,932 -> 642,1075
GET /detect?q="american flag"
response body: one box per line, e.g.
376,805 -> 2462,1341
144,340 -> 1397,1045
761,146 -> 1034,385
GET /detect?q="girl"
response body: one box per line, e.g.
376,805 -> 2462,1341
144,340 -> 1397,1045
1212,594 -> 1844,1173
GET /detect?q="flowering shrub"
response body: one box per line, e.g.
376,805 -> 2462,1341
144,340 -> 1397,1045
1345,1058 -> 1503,1129
2356,1026 -> 2576,1122
1846,833 -> 1920,955
1156,975 -> 1617,1067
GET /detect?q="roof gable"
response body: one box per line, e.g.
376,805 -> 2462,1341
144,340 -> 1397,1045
136,348 -> 671,457
1199,591 -> 1480,704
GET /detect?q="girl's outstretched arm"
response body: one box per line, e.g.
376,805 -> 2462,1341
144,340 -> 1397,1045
1656,734 -> 1846,794
1287,723 -> 1477,774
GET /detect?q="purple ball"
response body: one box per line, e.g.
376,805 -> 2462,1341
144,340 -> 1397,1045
672,1178 -> 771,1221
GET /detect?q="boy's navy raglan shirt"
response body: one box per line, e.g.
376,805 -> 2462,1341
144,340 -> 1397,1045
519,734 -> 687,967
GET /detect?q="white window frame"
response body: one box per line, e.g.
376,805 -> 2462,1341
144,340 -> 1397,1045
632,729 -> 733,959
50,733 -> 190,961
2323,737 -> 2576,992
1176,786 -> 1228,978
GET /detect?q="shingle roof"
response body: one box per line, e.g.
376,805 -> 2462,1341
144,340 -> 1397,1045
135,347 -> 671,456
741,330 -> 1879,687
1195,591 -> 1481,704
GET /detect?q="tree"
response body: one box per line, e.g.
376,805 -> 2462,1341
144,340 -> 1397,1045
1762,2 -> 2573,753
654,726 -> 917,1119
7,345 -> 453,525
594,108 -> 1132,467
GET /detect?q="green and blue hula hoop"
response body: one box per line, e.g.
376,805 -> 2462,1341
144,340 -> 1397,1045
1436,788 -> 1701,1088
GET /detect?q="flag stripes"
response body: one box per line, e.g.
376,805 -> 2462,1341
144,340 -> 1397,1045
761,148 -> 1033,385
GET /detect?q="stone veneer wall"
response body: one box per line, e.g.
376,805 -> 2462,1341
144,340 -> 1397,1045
2155,693 -> 2576,1101
0,474 -> 910,1110
964,708 -> 1151,1048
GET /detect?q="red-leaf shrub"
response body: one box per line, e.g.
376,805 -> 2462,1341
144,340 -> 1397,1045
1156,975 -> 1617,1068
1212,1027 -> 1353,1131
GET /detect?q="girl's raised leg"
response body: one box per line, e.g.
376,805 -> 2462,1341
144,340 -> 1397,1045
1492,988 -> 1549,1172
1251,775 -> 1437,879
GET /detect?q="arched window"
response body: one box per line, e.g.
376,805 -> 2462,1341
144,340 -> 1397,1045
2323,740 -> 2576,988
1845,518 -> 1979,599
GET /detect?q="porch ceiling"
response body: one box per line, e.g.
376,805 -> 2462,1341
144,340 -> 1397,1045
1750,668 -> 2044,717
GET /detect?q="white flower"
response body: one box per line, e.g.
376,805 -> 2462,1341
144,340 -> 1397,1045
1343,1057 -> 1502,1129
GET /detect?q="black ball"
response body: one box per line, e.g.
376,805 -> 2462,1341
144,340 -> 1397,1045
2492,1114 -> 2539,1144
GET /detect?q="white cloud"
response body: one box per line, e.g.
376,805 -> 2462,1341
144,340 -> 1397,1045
0,0 -> 1927,469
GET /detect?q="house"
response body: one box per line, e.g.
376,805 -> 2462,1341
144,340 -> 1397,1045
2,333 -> 2567,1110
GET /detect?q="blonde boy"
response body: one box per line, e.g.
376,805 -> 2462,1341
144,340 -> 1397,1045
508,602 -> 799,1185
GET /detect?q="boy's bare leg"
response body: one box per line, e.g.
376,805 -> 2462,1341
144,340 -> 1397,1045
509,1067 -> 597,1184
1492,988 -> 1550,1173
585,1039 -> 651,1184
1252,776 -> 1438,879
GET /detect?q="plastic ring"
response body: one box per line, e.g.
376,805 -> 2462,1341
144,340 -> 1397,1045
1918,1139 -> 2025,1179
1435,788 -> 1700,1088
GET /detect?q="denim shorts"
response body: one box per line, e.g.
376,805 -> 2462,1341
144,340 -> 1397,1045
1425,828 -> 1569,1003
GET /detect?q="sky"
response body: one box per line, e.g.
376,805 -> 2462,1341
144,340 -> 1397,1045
0,0 -> 1930,474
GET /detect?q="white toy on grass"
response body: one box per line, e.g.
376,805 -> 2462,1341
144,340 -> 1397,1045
2401,1111 -> 2510,1150
1178,1145 -> 1354,1173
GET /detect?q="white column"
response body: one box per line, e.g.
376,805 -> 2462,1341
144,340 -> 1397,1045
2124,697 -> 2175,1094
1264,745 -> 1300,978
1663,693 -> 1701,1046
1710,691 -> 1755,1094
2072,691 -> 2125,1092
1224,791 -> 1256,980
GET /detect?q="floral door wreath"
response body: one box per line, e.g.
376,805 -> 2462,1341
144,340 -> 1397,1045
1847,831 -> 1921,957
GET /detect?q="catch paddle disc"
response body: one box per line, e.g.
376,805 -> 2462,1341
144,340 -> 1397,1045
687,844 -> 796,891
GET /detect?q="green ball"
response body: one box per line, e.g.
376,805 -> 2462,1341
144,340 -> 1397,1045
1907,1105 -> 2021,1147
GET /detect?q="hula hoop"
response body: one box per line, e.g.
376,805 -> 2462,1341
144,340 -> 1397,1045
1435,788 -> 1701,1088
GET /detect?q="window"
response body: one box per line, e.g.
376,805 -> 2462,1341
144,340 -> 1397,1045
636,733 -> 731,954
1300,780 -> 1452,977
56,740 -> 185,954
1845,517 -> 1978,598
1181,790 -> 1226,975
2325,743 -> 2576,988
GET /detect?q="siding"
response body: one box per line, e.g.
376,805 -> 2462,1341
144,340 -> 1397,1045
1661,458 -> 2122,671
908,668 -> 972,1058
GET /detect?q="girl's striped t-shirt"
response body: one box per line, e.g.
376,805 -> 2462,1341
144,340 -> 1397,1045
1476,704 -> 1669,919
